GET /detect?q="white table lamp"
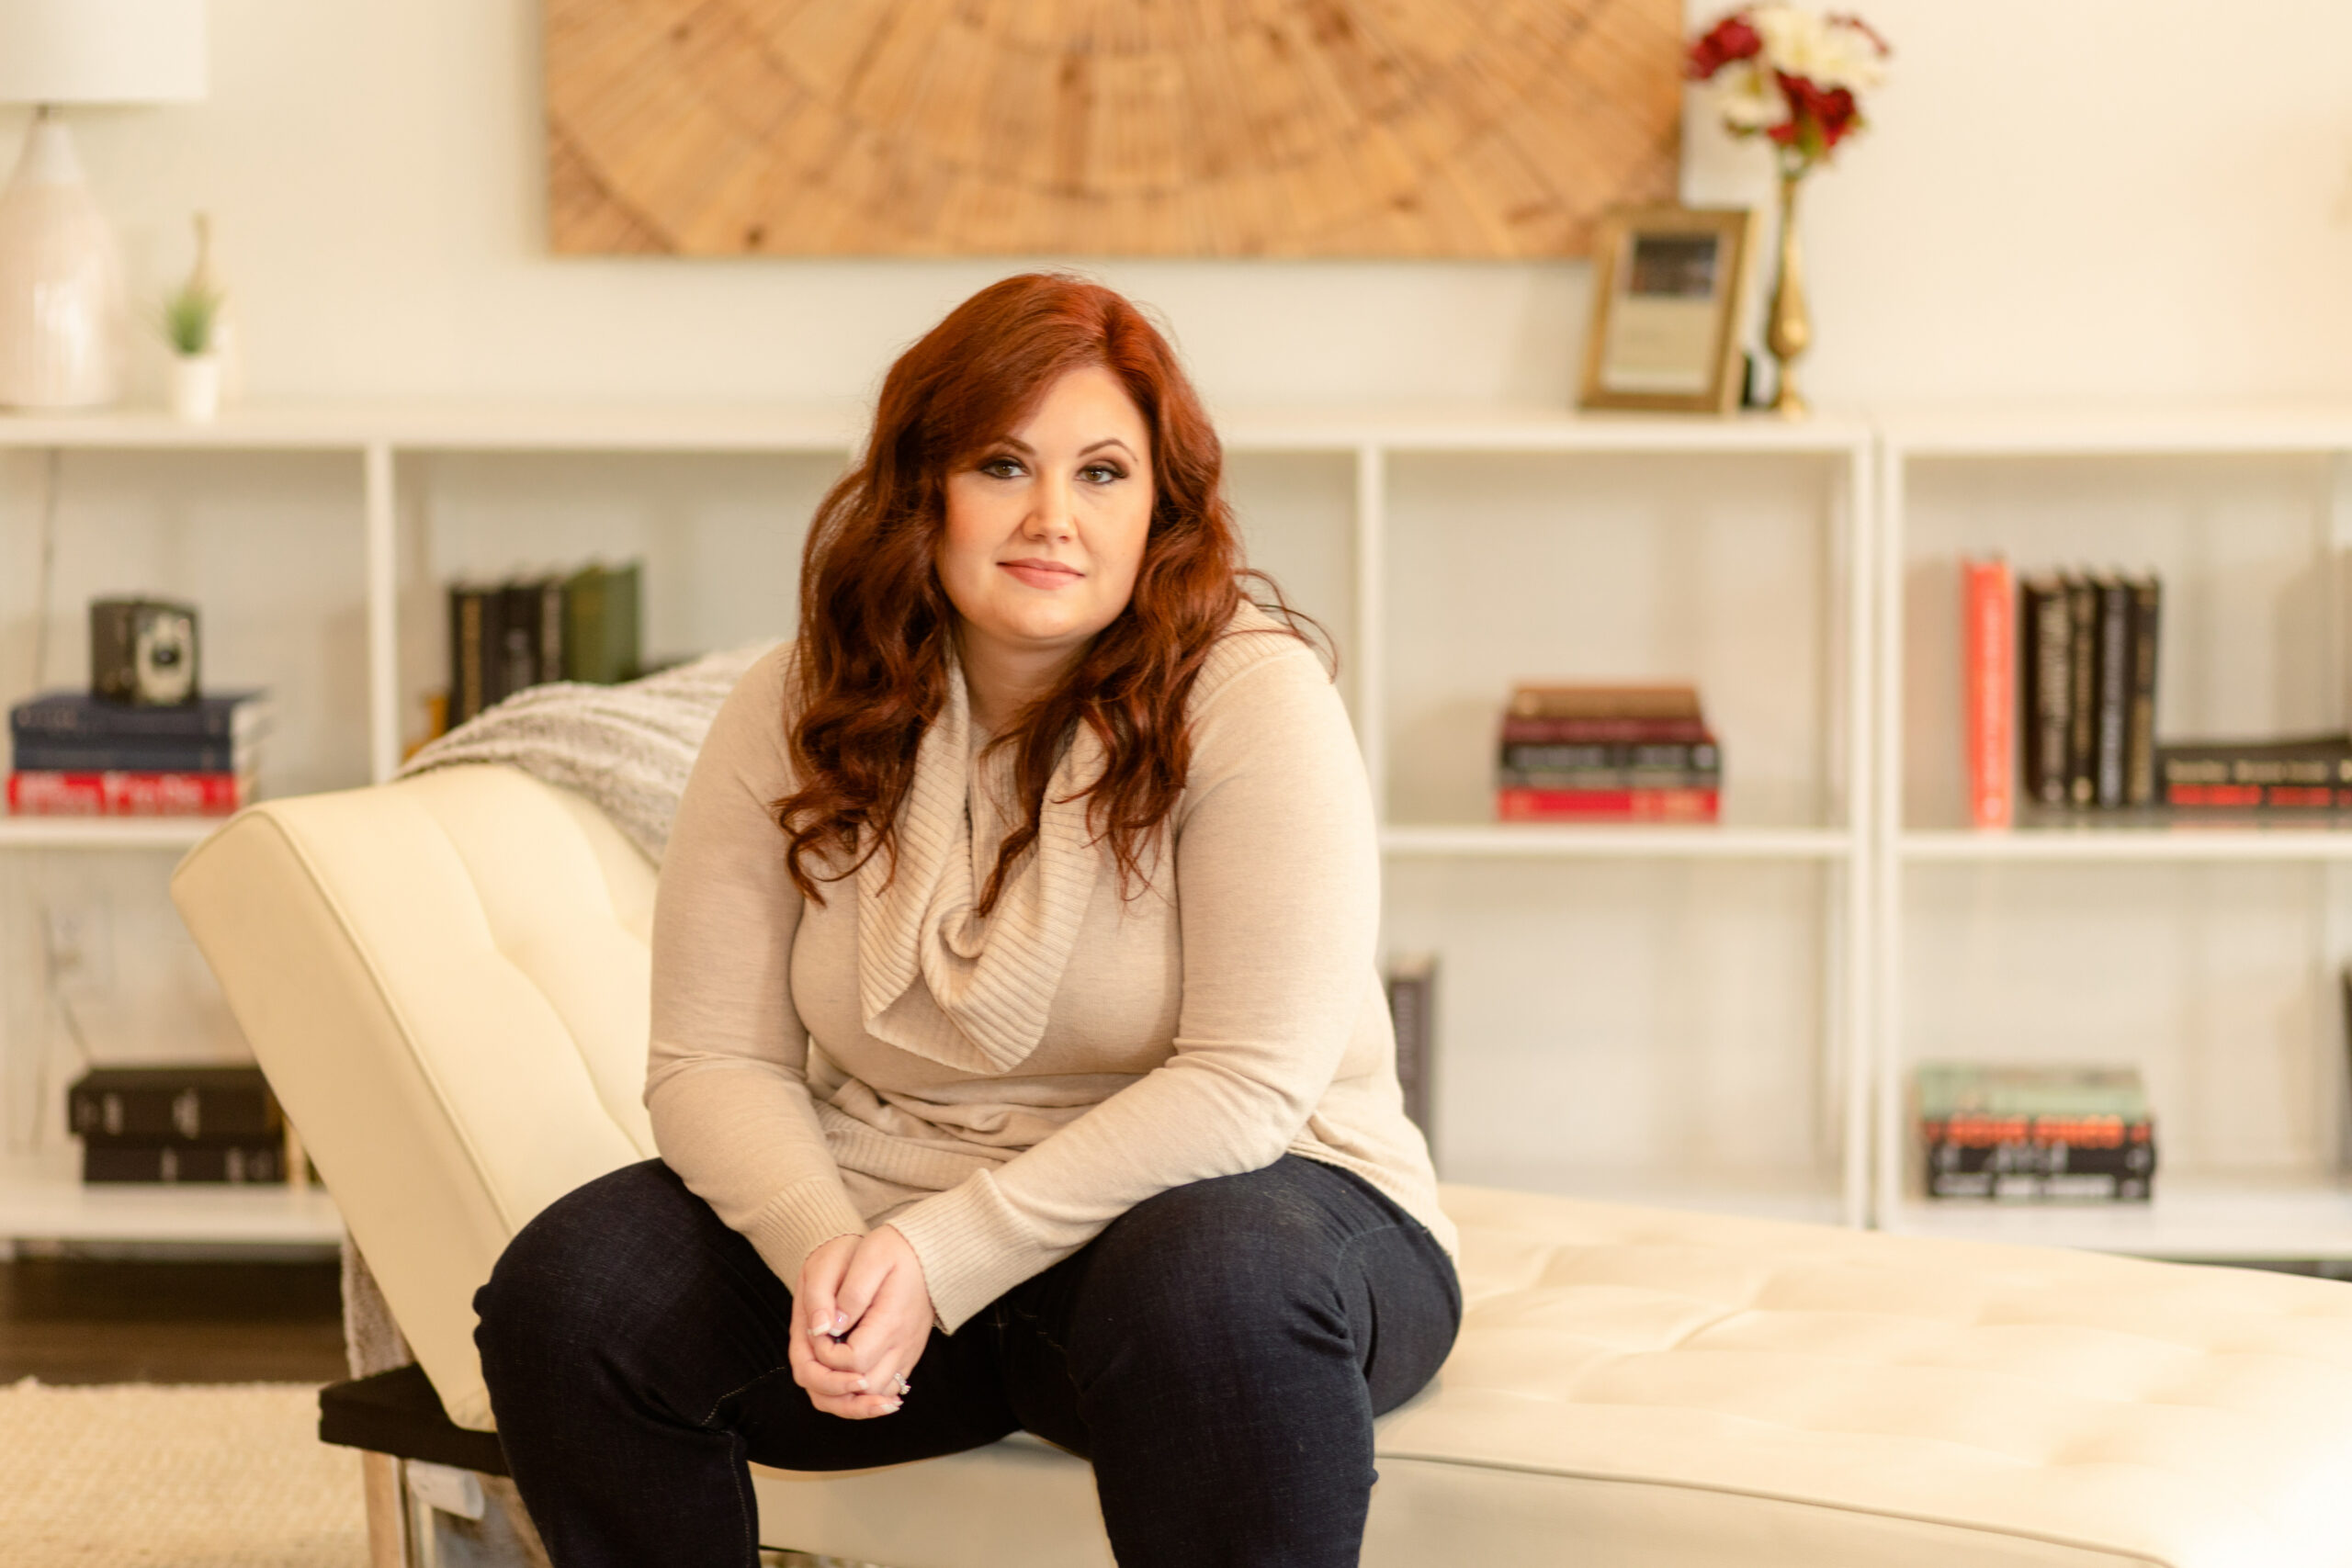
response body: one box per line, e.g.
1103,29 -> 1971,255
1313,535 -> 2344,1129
0,0 -> 208,411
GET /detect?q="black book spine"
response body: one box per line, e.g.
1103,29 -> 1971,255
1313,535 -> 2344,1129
2094,576 -> 2132,807
1925,1168 -> 2151,1201
68,1080 -> 281,1141
497,582 -> 538,703
1498,740 -> 1717,773
1497,767 -> 1724,791
2064,575 -> 2099,807
11,694 -> 257,742
2019,578 -> 2072,807
537,578 -> 565,685
2125,575 -> 2162,807
12,739 -> 249,773
2161,742 -> 2352,785
1385,957 -> 1436,1157
84,1141 -> 286,1184
1925,1139 -> 2157,1179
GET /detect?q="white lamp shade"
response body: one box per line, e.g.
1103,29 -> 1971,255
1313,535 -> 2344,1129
0,0 -> 207,105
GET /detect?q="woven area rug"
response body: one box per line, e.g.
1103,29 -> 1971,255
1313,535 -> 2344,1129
0,1377 -> 367,1567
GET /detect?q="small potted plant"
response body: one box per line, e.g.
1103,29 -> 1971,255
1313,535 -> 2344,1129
161,265 -> 225,423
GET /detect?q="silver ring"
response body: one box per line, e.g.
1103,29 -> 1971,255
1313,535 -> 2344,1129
893,1373 -> 911,1396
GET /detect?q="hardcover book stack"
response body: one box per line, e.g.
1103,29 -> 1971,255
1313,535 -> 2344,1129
1496,682 -> 1721,823
67,1063 -> 306,1186
1916,1062 -> 2155,1202
447,559 -> 642,728
7,689 -> 271,816
2157,733 -> 2352,812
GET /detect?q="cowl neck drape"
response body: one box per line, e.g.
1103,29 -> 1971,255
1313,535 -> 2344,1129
854,649 -> 1107,1076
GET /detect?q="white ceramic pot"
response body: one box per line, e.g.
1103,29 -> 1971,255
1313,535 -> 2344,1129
169,354 -> 220,423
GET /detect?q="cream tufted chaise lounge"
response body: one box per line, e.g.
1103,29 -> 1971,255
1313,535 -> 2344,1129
172,763 -> 2352,1568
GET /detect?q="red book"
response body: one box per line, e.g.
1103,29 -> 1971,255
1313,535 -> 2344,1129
1497,786 -> 1720,823
7,771 -> 254,816
2166,783 -> 2352,811
1963,557 -> 2015,829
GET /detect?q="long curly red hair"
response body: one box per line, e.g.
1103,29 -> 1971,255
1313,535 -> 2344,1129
775,273 -> 1319,914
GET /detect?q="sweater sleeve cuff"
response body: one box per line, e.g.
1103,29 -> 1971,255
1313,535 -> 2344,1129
882,1171 -> 1040,1335
741,1178 -> 869,1292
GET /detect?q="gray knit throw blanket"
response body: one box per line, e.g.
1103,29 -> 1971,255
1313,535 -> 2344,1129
397,641 -> 779,860
341,640 -> 777,1383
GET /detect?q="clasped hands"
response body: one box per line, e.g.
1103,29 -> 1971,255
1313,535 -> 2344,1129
790,1225 -> 933,1420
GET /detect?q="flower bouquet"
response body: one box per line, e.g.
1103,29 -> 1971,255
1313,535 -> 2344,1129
1687,6 -> 1890,414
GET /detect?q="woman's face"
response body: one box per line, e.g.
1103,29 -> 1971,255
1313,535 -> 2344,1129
937,364 -> 1154,687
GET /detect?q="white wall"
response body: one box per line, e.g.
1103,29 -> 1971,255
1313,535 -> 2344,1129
60,0 -> 2352,414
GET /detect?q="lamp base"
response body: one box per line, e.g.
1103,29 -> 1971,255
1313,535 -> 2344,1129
0,110 -> 125,411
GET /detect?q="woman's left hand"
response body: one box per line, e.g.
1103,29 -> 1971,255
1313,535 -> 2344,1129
803,1224 -> 933,1416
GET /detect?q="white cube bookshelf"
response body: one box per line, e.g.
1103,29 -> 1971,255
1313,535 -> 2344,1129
1877,405 -> 2352,1260
0,400 -> 1878,1250
85,397 -> 2352,1259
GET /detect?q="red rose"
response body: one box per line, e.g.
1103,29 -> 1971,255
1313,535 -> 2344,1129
1774,72 -> 1863,158
1687,12 -> 1762,79
1815,85 -> 1862,149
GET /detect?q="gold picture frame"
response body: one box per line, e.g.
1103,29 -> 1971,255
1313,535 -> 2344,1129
1578,206 -> 1757,415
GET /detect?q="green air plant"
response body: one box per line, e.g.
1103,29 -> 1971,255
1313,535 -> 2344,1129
162,277 -> 226,357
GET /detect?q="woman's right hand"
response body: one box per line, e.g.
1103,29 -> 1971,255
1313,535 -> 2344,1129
791,1234 -> 903,1418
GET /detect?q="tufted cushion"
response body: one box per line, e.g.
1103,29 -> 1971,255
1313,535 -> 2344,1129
173,766 -> 2352,1567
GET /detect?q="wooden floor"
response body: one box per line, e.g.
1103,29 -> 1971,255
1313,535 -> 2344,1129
0,1255 -> 348,1384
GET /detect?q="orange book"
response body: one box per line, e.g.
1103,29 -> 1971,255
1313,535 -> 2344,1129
1962,558 -> 2014,829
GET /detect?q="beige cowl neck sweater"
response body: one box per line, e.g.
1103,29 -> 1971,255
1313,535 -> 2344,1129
644,600 -> 1454,1333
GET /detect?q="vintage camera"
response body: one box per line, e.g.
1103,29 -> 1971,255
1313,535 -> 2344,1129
91,597 -> 200,705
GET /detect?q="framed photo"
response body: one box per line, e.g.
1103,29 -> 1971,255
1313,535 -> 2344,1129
1578,206 -> 1756,414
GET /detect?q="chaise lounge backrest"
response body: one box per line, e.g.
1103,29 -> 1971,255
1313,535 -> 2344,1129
173,763 -> 659,1430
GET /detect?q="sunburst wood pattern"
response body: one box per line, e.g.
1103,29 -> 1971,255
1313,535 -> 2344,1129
546,0 -> 1682,258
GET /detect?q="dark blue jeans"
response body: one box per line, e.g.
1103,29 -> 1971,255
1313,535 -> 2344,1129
473,1154 -> 1461,1568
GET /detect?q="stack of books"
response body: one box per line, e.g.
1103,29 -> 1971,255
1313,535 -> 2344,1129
2157,733 -> 2352,812
1916,1062 -> 2156,1201
447,559 -> 641,728
67,1063 -> 304,1185
1496,682 -> 1721,823
7,689 -> 271,816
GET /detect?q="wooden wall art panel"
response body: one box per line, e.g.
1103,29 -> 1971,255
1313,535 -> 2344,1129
545,0 -> 1684,258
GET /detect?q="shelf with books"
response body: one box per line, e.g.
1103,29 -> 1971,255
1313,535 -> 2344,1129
1373,432 -> 1873,1230
0,1147 -> 343,1249
1883,1176 -> 2352,1262
1875,415 -> 2352,1253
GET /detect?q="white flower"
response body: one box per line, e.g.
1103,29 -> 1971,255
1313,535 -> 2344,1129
1713,62 -> 1782,132
1748,4 -> 1887,94
1807,19 -> 1889,92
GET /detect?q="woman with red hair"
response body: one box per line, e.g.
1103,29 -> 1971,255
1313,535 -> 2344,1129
474,274 -> 1460,1567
